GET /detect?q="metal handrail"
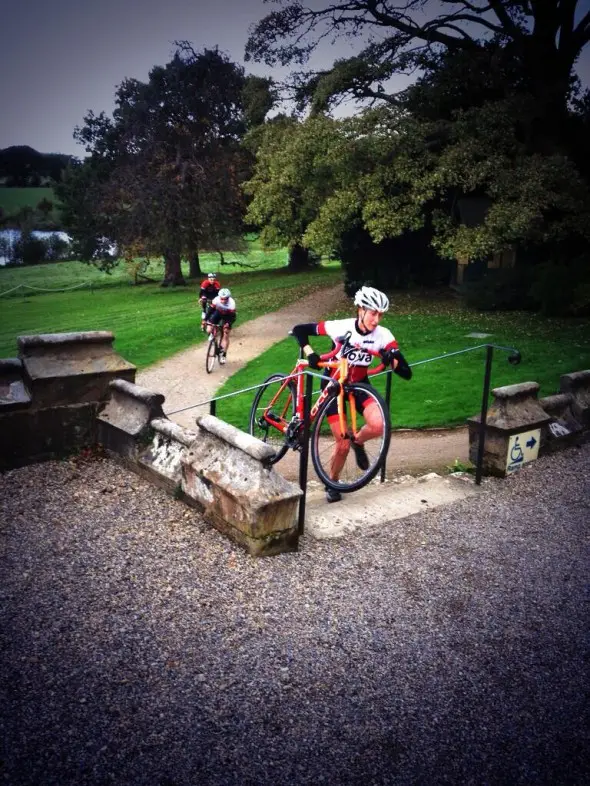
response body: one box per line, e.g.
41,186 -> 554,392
164,368 -> 326,416
376,343 -> 520,486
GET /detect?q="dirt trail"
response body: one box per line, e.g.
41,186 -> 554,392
136,284 -> 468,480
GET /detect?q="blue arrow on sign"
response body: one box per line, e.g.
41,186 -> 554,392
526,436 -> 537,449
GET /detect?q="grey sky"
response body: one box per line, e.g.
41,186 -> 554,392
1,0 -> 589,157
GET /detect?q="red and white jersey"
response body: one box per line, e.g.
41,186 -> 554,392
211,295 -> 236,315
199,280 -> 220,299
317,317 -> 398,382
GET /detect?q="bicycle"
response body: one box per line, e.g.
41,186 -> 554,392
248,333 -> 391,493
204,322 -> 228,373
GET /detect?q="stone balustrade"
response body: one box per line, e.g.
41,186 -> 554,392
468,381 -> 551,477
468,373 -> 590,477
98,380 -> 301,556
560,370 -> 590,427
1,332 -> 135,469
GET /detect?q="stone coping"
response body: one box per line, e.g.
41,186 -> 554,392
0,358 -> 23,373
561,369 -> 590,386
110,378 -> 165,410
539,393 -> 572,410
491,381 -> 539,399
195,414 -> 276,463
18,331 -> 115,351
150,417 -> 198,447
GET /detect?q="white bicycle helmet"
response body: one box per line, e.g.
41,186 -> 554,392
219,288 -> 231,298
208,272 -> 217,280
354,286 -> 389,313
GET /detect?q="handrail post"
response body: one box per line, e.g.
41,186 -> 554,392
297,371 -> 313,536
475,344 -> 494,486
380,368 -> 393,483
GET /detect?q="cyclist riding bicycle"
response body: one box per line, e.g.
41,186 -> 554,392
292,285 -> 411,503
199,272 -> 221,330
206,288 -> 237,364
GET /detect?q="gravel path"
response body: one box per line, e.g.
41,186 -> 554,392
1,444 -> 588,785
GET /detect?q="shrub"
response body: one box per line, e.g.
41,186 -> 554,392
529,253 -> 590,316
339,225 -> 452,295
463,267 -> 536,311
14,232 -> 49,265
464,249 -> 590,316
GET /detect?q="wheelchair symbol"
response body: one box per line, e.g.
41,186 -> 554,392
510,437 -> 524,464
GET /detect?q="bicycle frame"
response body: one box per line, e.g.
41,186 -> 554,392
205,321 -> 230,342
293,356 -> 356,440
258,330 -> 389,441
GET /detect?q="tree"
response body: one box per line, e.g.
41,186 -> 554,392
245,2 -> 590,311
61,46 -> 250,285
244,114 -> 344,270
247,1 -> 590,149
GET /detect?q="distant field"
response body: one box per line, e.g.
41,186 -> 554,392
0,246 -> 340,367
0,239 -> 297,295
0,186 -> 60,220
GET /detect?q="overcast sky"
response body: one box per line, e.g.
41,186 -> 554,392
2,0 -> 589,157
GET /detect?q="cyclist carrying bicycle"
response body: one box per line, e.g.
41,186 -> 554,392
199,272 -> 221,330
206,288 -> 237,364
292,285 -> 411,503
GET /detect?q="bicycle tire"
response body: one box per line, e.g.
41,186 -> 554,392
205,335 -> 218,374
249,373 -> 296,464
311,382 -> 391,493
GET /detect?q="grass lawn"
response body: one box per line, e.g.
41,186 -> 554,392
2,258 -> 589,429
0,238 -> 289,295
215,289 -> 590,430
0,187 -> 59,220
0,258 -> 341,368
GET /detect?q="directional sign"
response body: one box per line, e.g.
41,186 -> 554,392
506,429 -> 541,474
549,421 -> 570,438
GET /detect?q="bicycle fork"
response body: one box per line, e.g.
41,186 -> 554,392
337,388 -> 359,441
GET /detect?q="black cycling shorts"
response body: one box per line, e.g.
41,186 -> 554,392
320,372 -> 372,420
209,310 -> 236,328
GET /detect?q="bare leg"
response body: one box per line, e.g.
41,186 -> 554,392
221,325 -> 230,354
354,400 -> 384,445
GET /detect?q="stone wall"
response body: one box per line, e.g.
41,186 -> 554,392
468,371 -> 590,477
0,332 -> 135,469
97,380 -> 301,556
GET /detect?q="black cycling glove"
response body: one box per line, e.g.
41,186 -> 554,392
380,348 -> 395,365
307,352 -> 321,369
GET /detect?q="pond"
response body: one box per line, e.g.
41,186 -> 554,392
0,229 -> 73,265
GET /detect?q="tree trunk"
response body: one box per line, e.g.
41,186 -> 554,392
161,249 -> 186,287
189,250 -> 201,278
287,243 -> 318,272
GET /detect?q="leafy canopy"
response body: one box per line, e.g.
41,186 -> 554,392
59,46 -> 253,275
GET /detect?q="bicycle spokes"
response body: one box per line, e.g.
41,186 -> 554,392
311,383 -> 390,493
248,374 -> 296,464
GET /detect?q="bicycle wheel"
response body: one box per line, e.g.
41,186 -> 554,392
311,382 -> 391,493
205,335 -> 218,374
249,373 -> 296,464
